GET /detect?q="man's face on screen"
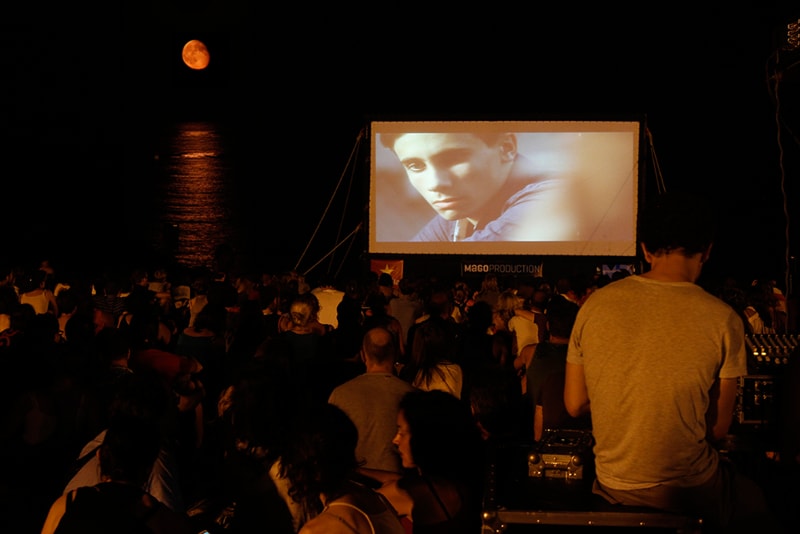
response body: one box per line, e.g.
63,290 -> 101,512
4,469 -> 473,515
393,133 -> 512,221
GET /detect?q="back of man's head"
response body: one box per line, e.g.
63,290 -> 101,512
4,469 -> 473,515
378,273 -> 394,289
362,327 -> 397,367
638,190 -> 716,256
398,277 -> 416,296
546,294 -> 579,339
426,289 -> 453,319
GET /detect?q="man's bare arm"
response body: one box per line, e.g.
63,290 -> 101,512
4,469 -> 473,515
564,361 -> 591,417
707,377 -> 739,442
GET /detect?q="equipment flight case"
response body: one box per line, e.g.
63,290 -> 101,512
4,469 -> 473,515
482,429 -> 703,533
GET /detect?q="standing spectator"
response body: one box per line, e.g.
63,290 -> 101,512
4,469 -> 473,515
457,299 -> 498,404
744,281 -> 777,335
19,267 -> 58,316
365,389 -> 486,533
328,327 -> 415,474
41,413 -> 194,534
91,272 -> 127,327
404,287 -> 458,361
526,294 -> 589,440
404,319 -> 463,399
388,277 -> 424,347
362,290 -> 405,357
507,293 -> 540,358
564,191 -> 784,532
186,268 -> 211,328
189,358 -> 300,534
281,403 -> 407,534
63,367 -> 187,515
310,276 -> 345,329
376,272 -> 397,306
0,283 -> 18,331
473,274 -> 501,310
54,288 -> 79,344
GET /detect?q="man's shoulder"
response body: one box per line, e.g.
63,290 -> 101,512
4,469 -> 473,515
533,342 -> 568,360
587,276 -> 639,296
390,296 -> 422,308
331,372 -> 413,393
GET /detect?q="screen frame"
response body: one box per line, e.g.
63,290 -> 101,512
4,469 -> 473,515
367,118 -> 644,259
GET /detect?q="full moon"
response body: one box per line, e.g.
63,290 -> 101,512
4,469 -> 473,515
182,40 -> 210,70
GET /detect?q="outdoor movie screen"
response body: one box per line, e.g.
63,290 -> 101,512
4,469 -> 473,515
368,120 -> 642,257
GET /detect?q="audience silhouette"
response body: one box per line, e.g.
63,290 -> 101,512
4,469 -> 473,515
0,251 -> 794,533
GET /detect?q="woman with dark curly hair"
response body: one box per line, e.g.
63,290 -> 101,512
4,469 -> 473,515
281,403 -> 406,533
364,389 -> 487,533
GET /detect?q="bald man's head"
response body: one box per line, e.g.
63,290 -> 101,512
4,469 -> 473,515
362,327 -> 397,365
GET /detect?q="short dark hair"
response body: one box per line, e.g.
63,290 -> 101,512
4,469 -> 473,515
638,191 -> 716,256
398,277 -> 416,296
545,294 -> 579,338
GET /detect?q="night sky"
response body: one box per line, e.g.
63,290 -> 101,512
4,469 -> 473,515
2,2 -> 800,289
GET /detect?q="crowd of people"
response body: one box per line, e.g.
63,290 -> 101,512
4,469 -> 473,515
1,192 -> 799,533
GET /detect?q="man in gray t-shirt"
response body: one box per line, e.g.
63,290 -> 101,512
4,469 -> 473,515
328,326 -> 415,473
564,191 -> 783,533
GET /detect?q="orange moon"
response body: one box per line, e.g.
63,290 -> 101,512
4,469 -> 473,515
182,40 -> 210,70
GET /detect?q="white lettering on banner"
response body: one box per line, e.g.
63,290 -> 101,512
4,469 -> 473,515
461,264 -> 542,275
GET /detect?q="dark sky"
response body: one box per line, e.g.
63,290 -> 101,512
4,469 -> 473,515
2,2 -> 800,288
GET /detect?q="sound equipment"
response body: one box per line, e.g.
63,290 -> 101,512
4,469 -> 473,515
745,333 -> 798,374
483,433 -> 702,533
736,335 -> 798,430
736,375 -> 779,426
528,429 -> 594,480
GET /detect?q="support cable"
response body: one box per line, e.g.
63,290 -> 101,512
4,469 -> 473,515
294,127 -> 366,273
